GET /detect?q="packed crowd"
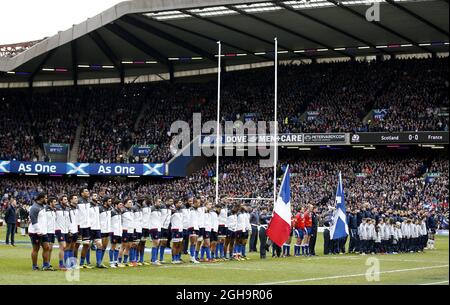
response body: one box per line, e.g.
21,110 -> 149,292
2,150 -> 448,221
290,60 -> 385,133
0,57 -> 448,163
132,82 -> 214,163
77,86 -> 146,163
30,90 -> 83,146
0,92 -> 39,161
369,58 -> 449,132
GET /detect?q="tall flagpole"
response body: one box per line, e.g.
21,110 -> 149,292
273,37 -> 278,203
215,41 -> 222,207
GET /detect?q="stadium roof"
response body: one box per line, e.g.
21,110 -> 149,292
0,0 -> 448,85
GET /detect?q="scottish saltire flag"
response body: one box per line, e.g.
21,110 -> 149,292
143,163 -> 165,176
267,165 -> 291,247
330,171 -> 349,240
0,161 -> 10,173
66,163 -> 89,175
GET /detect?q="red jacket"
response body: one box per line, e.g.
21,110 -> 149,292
294,213 -> 305,230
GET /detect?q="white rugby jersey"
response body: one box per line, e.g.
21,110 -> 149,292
210,211 -> 219,233
99,206 -> 112,234
189,208 -> 199,230
379,224 -> 387,240
132,206 -> 143,233
204,212 -> 212,232
411,224 -> 419,238
77,197 -> 90,229
149,206 -> 162,231
170,209 -> 183,231
45,207 -> 56,235
358,223 -> 367,240
160,205 -> 171,229
401,222 -> 408,237
68,206 -> 78,234
408,223 -> 414,238
367,223 -> 376,240
181,205 -> 190,230
375,230 -> 381,243
386,224 -> 392,238
55,204 -> 69,234
377,223 -> 386,240
197,206 -> 206,229
89,204 -> 101,230
402,223 -> 411,238
396,227 -> 403,239
245,212 -> 251,232
110,209 -> 122,236
218,207 -> 228,226
236,213 -> 247,232
227,213 -> 237,232
121,208 -> 134,232
142,205 -> 151,230
28,203 -> 47,235
392,227 -> 399,241
420,221 -> 427,236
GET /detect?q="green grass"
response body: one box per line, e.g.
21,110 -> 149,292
0,226 -> 448,285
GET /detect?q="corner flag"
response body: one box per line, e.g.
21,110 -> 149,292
330,171 -> 349,240
267,165 -> 291,247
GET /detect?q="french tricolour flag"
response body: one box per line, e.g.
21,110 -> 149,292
267,165 -> 291,247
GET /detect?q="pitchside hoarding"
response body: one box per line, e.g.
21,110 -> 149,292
200,132 -> 449,146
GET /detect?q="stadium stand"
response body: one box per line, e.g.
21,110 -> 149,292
0,57 -> 448,163
0,91 -> 39,161
77,86 -> 145,163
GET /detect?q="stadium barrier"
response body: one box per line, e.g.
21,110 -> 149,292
199,132 -> 449,147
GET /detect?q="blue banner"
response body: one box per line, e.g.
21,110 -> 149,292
0,161 -> 165,177
90,163 -> 142,176
10,161 -> 67,175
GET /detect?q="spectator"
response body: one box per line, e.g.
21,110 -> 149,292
4,198 -> 17,246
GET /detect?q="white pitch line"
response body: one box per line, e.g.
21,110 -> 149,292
159,263 -> 265,271
419,280 -> 449,285
303,255 -> 448,264
257,264 -> 449,285
210,266 -> 266,271
374,258 -> 449,264
160,263 -> 225,269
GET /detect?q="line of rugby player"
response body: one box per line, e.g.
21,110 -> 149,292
287,206 -> 315,257
27,188 -> 254,271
